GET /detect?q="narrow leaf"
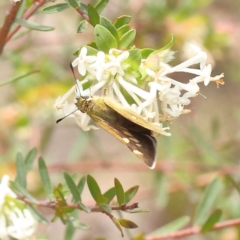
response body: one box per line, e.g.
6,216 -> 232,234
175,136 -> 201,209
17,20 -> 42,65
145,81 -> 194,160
226,176 -> 240,194
64,221 -> 76,240
194,177 -> 223,226
126,208 -> 149,213
118,218 -> 138,229
77,20 -> 88,33
119,29 -> 136,49
15,19 -> 54,31
67,0 -> 78,8
64,172 -> 81,203
114,178 -> 125,206
41,3 -> 69,14
0,70 -> 39,87
77,176 -> 86,196
11,181 -> 38,204
88,4 -> 100,26
78,202 -> 90,213
201,209 -> 222,233
25,148 -> 37,173
114,15 -> 132,29
112,218 -> 124,237
87,175 -> 101,203
103,187 -> 116,204
94,24 -> 118,52
68,216 -> 90,230
38,157 -> 53,197
150,35 -> 174,55
15,152 -> 26,188
95,0 -> 109,13
150,216 -> 191,235
27,204 -> 48,224
125,185 -> 139,204
100,204 -> 112,214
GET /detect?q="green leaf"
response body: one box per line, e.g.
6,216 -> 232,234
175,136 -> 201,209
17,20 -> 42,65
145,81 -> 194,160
226,176 -> 240,194
100,17 -> 119,42
64,210 -> 78,240
119,29 -> 136,49
117,24 -> 130,38
27,204 -> 48,224
88,4 -> 100,26
123,49 -> 141,70
103,187 -> 116,204
140,48 -> 155,59
125,185 -> 139,204
112,218 -> 124,237
38,157 -> 53,198
194,177 -> 223,226
41,3 -> 70,14
77,176 -> 86,196
77,20 -> 88,33
15,152 -> 26,188
64,220 -> 76,240
150,35 -> 175,55
95,0 -> 109,13
87,175 -> 101,203
94,24 -> 118,52
126,208 -> 149,213
15,19 -> 54,31
68,216 -> 90,230
64,172 -> 81,203
100,204 -> 112,214
150,216 -> 191,235
114,15 -> 132,29
114,178 -> 125,206
0,70 -> 39,87
118,218 -> 138,229
201,209 -> 222,233
11,181 -> 38,204
67,0 -> 78,8
24,148 -> 37,173
78,202 -> 90,213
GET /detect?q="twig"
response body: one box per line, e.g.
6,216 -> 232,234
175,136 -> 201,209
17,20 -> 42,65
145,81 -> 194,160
0,2 -> 22,54
18,195 -> 139,213
146,218 -> 240,239
5,0 -> 46,43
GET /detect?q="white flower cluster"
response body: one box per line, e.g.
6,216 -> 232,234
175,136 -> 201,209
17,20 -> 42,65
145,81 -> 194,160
0,175 -> 37,240
55,44 -> 224,134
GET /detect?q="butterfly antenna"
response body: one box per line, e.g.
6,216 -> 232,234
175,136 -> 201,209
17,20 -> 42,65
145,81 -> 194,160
70,63 -> 82,96
56,108 -> 78,124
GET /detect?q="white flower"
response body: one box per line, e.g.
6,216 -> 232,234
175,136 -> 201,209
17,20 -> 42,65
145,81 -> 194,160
54,44 -> 224,135
0,175 -> 37,240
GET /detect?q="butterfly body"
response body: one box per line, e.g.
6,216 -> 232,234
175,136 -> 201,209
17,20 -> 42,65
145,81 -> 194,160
76,96 -> 160,168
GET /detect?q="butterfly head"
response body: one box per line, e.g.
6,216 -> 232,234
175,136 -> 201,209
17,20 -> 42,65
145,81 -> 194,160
75,96 -> 91,113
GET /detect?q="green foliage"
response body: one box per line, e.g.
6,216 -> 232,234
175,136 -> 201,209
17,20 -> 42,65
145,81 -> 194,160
201,209 -> 222,233
194,177 -> 223,226
114,178 -> 125,206
38,157 -> 53,199
41,3 -> 70,14
15,19 -> 54,31
94,24 -> 118,52
150,216 -> 191,235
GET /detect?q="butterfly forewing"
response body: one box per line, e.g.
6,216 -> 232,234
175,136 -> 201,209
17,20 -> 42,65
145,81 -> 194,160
76,96 -> 158,168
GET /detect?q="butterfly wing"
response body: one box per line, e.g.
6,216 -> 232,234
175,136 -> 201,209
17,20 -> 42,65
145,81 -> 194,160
103,98 -> 165,136
89,107 -> 157,168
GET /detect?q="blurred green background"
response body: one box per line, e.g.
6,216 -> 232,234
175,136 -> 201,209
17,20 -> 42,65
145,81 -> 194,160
0,0 -> 240,239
